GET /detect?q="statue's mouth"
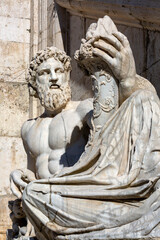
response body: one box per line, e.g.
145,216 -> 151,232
50,84 -> 60,89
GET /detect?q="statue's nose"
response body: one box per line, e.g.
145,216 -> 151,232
49,70 -> 57,81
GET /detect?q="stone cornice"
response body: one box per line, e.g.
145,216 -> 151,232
56,0 -> 160,31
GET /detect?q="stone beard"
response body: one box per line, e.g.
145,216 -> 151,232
37,83 -> 71,111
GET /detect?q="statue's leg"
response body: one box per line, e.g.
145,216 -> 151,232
22,180 -> 135,238
22,179 -> 160,239
22,181 -> 57,240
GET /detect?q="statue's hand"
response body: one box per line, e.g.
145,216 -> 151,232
93,32 -> 136,87
10,169 -> 36,199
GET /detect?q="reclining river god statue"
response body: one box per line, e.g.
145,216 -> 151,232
10,16 -> 160,240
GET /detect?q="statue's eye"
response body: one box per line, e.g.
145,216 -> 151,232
55,68 -> 64,73
38,69 -> 50,75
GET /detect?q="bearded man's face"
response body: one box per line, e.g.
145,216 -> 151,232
36,57 -> 71,111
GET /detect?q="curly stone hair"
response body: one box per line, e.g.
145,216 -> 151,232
26,47 -> 72,97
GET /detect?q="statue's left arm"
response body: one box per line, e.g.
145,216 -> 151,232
92,31 -> 156,104
76,98 -> 93,129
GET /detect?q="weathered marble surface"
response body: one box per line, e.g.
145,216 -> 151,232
0,1 -> 31,239
10,46 -> 92,238
11,16 -> 160,239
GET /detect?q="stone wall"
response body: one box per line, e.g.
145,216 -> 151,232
1,0 -> 160,239
29,1 -> 160,103
0,1 -> 30,239
50,2 -> 160,101
54,5 -> 160,98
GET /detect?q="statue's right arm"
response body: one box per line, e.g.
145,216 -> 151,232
10,120 -> 36,198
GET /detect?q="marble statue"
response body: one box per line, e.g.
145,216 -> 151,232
10,15 -> 160,240
9,47 -> 92,238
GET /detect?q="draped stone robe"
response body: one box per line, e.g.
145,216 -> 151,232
23,89 -> 160,240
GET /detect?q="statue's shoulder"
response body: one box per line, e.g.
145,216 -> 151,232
76,98 -> 93,112
63,99 -> 93,121
75,98 -> 93,121
64,99 -> 93,114
21,118 -> 36,140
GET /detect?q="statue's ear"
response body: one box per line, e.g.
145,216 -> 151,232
28,83 -> 39,98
